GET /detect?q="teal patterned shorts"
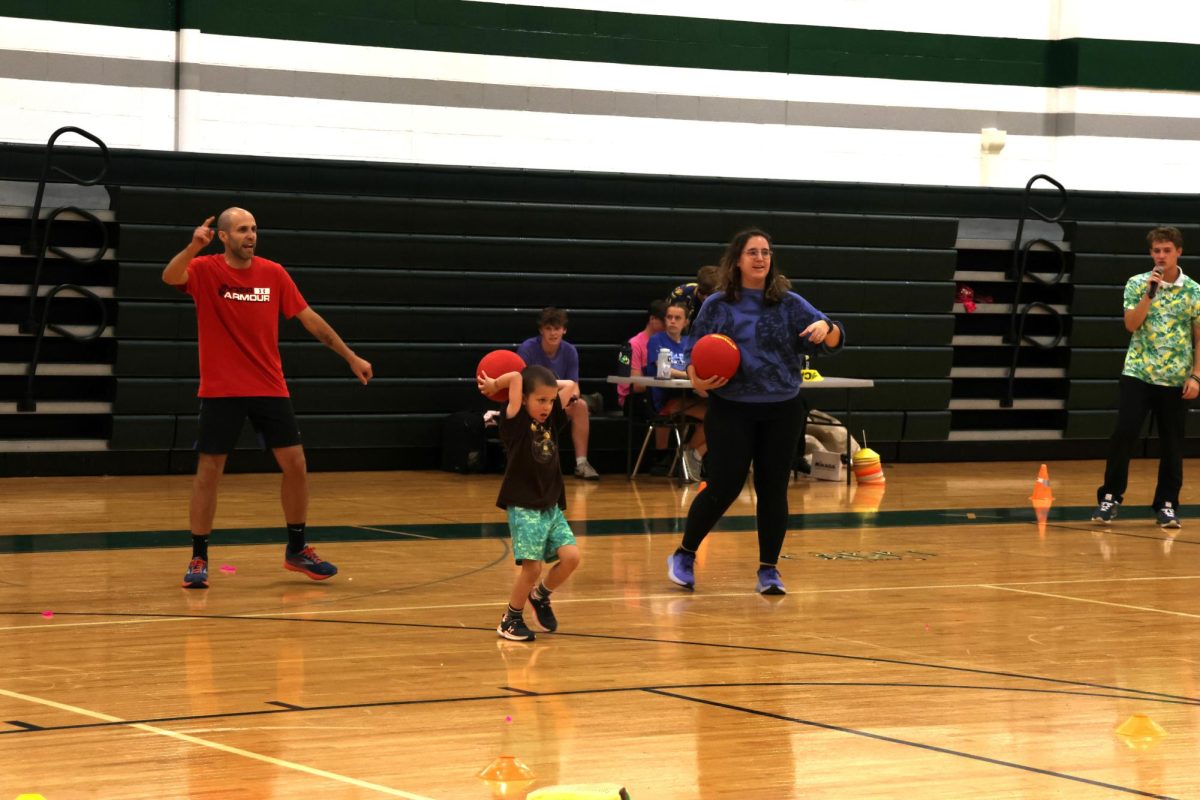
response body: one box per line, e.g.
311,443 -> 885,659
507,505 -> 576,564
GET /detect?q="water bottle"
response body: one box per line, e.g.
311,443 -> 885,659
656,348 -> 672,379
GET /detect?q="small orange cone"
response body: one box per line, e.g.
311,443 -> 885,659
1115,713 -> 1167,749
478,754 -> 536,782
1031,498 -> 1051,538
1029,464 -> 1054,502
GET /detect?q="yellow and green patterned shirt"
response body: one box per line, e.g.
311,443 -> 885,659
1122,269 -> 1200,386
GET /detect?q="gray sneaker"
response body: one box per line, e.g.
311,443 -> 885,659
682,448 -> 703,482
1091,494 -> 1119,524
574,460 -> 600,480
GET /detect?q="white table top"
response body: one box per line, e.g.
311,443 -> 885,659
607,375 -> 875,390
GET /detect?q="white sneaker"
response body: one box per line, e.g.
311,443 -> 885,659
574,460 -> 600,480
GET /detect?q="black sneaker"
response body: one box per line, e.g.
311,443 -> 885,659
528,591 -> 558,632
1091,494 -> 1119,524
497,614 -> 535,641
1157,502 -> 1181,530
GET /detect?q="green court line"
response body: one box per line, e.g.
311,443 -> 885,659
0,505 -> 1160,555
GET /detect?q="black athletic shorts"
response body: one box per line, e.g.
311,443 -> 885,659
196,397 -> 302,454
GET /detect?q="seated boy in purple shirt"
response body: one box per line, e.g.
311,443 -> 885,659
517,306 -> 599,480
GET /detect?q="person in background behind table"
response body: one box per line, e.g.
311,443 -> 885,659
617,298 -> 667,413
669,265 -> 721,328
666,228 -> 844,595
645,299 -> 708,481
162,208 -> 373,590
1092,226 -> 1200,530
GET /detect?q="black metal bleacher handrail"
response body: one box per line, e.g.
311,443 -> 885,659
1001,174 -> 1068,409
19,284 -> 108,413
18,127 -> 111,413
22,126 -> 110,257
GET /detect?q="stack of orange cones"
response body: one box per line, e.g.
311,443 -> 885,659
1029,463 -> 1054,536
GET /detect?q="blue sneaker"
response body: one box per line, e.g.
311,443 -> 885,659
756,566 -> 786,595
497,614 -> 535,641
284,546 -> 338,580
1157,502 -> 1181,530
667,550 -> 695,590
182,557 -> 208,589
1091,494 -> 1119,524
528,591 -> 558,632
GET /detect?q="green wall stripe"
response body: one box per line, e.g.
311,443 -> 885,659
0,0 -> 176,31
3,0 -> 1200,93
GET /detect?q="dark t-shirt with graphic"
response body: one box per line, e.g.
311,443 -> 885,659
496,396 -> 567,511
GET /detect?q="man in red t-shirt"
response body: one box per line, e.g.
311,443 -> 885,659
163,208 -> 373,589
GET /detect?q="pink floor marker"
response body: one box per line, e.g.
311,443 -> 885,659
219,565 -> 237,574
41,611 -> 54,618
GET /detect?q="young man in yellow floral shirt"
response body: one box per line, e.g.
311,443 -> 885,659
1093,227 -> 1200,528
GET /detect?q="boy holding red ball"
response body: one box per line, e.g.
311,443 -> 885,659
477,364 -> 583,641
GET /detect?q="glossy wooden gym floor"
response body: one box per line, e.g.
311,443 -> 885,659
1,460 -> 1197,799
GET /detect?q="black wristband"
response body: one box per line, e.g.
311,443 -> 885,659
1190,374 -> 1200,385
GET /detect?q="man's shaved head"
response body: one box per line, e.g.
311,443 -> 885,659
217,207 -> 252,232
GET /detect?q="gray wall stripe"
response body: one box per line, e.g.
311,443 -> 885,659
0,50 -> 174,89
6,49 -> 1200,142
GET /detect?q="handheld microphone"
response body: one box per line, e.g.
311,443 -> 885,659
1148,266 -> 1165,298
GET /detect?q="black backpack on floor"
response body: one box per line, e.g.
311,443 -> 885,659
440,411 -> 488,473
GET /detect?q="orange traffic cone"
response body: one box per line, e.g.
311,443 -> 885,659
1029,464 -> 1054,537
1029,464 -> 1054,502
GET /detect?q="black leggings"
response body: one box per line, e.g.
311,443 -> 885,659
681,392 -> 807,565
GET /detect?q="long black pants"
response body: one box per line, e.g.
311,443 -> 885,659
681,392 -> 807,565
1098,375 -> 1187,509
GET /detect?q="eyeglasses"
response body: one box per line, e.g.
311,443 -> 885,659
744,249 -> 772,258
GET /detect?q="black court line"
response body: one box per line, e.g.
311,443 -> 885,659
1,680 -> 1193,738
5,609 -> 1200,707
5,720 -> 43,731
0,680 -> 1190,795
644,688 -> 1179,799
1044,519 -> 1200,546
264,701 -> 305,710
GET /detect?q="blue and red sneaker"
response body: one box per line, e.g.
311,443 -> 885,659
284,546 -> 338,580
182,557 -> 209,589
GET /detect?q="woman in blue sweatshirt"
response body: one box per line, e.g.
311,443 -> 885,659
667,228 -> 844,595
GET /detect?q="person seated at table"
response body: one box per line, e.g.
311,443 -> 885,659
668,265 -> 721,328
645,300 -> 708,481
618,298 -> 667,413
517,306 -> 599,480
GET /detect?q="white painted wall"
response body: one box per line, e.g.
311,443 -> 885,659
3,7 -> 1200,192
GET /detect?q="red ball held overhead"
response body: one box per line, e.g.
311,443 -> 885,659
476,350 -> 526,401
